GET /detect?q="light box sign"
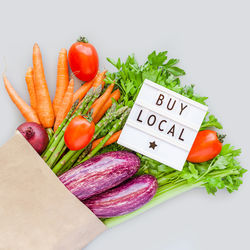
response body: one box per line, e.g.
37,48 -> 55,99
118,79 -> 208,171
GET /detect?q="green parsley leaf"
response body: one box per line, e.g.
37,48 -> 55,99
200,114 -> 223,130
147,51 -> 168,67
166,66 -> 186,76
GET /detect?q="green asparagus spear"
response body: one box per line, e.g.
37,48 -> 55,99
82,84 -> 102,114
46,128 -> 54,141
46,137 -> 66,168
74,144 -> 92,166
51,145 -> 67,169
60,145 -> 91,173
53,149 -> 82,174
41,100 -> 79,157
94,103 -> 116,130
94,106 -> 128,139
54,99 -> 79,136
57,145 -> 91,175
76,87 -> 95,113
43,89 -> 95,162
80,108 -> 131,163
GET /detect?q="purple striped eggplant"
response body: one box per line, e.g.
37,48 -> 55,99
59,151 -> 140,200
83,174 -> 158,218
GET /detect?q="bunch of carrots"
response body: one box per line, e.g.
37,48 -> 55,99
3,43 -> 122,152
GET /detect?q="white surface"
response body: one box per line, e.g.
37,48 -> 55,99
118,79 -> 207,170
0,0 -> 249,250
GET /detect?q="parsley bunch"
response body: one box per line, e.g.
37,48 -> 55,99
106,51 -> 207,107
102,51 -> 246,227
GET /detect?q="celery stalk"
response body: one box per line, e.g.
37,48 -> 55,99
103,167 -> 243,227
103,180 -> 203,228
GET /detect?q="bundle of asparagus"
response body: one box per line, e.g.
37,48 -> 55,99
42,85 -> 129,176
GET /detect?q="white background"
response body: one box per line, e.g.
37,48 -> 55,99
0,0 -> 249,249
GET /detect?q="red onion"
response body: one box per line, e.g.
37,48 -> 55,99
17,122 -> 49,154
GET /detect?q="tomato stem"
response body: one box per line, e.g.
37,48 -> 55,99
218,133 -> 226,143
83,112 -> 93,123
77,36 -> 88,43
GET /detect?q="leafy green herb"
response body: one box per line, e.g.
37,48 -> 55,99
105,50 -> 206,108
101,51 -> 246,227
200,113 -> 223,130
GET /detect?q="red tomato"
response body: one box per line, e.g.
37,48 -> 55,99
68,37 -> 98,82
187,130 -> 223,163
64,116 -> 95,151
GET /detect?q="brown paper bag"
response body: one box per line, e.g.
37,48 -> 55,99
0,131 -> 106,250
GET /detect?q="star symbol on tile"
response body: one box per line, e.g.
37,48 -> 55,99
149,141 -> 157,150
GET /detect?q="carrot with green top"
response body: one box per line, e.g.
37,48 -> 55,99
25,67 -> 37,111
91,130 -> 122,151
93,89 -> 121,123
91,83 -> 114,121
3,74 -> 40,124
53,48 -> 69,116
33,43 -> 55,128
54,79 -> 74,131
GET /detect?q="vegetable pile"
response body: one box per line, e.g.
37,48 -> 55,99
3,39 -> 246,228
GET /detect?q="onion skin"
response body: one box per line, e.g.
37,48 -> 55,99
59,151 -> 140,200
17,122 -> 49,154
84,175 -> 158,218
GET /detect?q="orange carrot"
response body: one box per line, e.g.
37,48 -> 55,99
73,79 -> 95,103
33,43 -> 55,128
93,89 -> 121,123
91,130 -> 122,151
25,67 -> 37,111
73,70 -> 106,105
54,79 -> 74,131
91,83 -> 115,121
92,70 -> 107,89
53,48 -> 69,116
3,74 -> 40,124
